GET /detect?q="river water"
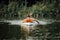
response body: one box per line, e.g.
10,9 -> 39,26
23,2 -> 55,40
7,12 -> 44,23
0,19 -> 56,40
2,19 -> 55,25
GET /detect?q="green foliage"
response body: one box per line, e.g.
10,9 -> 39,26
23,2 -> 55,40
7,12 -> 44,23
0,0 -> 60,20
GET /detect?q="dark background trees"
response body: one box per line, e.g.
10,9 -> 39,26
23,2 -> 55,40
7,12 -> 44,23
0,0 -> 60,20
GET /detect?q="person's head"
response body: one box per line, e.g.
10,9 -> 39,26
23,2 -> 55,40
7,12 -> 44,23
27,13 -> 33,17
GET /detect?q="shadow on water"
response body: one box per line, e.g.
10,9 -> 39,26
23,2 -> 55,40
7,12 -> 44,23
0,22 -> 21,40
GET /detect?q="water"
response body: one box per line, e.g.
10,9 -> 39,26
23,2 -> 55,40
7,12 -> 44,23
3,19 -> 54,25
0,19 -> 55,40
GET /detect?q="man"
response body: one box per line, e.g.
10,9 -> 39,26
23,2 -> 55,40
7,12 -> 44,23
20,13 -> 40,38
22,13 -> 39,24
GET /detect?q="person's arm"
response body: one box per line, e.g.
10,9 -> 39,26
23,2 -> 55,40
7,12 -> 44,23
33,18 -> 39,24
34,20 -> 39,24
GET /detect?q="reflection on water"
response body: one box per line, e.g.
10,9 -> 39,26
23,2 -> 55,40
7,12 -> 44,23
0,19 -> 59,40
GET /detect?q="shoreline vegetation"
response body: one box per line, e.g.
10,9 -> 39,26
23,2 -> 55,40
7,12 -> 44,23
0,0 -> 60,20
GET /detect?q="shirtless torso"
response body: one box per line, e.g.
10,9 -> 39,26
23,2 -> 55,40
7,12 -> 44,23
23,17 -> 34,23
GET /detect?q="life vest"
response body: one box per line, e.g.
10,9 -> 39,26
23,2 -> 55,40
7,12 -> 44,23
23,18 -> 33,22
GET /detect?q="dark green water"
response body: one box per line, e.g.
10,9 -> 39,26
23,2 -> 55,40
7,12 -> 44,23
0,20 -> 60,40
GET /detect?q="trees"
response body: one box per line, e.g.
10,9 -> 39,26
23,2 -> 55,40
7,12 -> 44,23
0,0 -> 60,20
